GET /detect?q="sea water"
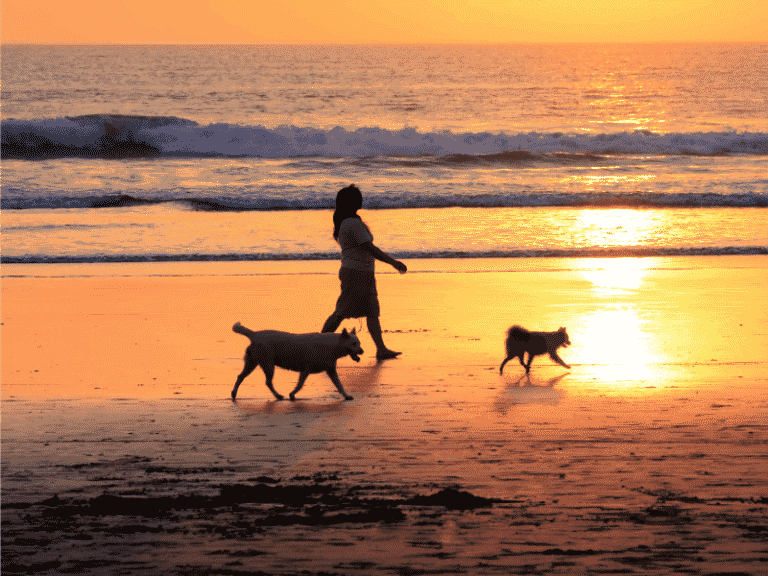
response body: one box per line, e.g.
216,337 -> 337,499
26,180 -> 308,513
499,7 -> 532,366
2,44 -> 767,263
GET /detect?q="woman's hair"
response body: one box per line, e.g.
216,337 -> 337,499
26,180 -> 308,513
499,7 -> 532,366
332,184 -> 364,241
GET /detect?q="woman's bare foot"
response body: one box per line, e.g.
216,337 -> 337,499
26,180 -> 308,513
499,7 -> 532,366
376,349 -> 401,361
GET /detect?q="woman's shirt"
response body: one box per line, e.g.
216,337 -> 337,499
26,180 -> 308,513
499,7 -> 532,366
338,217 -> 375,271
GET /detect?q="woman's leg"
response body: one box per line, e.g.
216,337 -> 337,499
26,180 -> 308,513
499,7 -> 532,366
321,313 -> 343,333
367,316 -> 400,359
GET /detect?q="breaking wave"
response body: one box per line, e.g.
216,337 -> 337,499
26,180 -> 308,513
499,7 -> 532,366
3,191 -> 767,211
3,246 -> 767,264
3,114 -> 768,160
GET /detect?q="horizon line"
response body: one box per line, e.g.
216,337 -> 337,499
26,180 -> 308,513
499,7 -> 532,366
4,40 -> 767,47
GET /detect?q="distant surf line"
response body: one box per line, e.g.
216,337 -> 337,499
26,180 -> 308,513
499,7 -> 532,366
4,246 -> 768,264
3,114 -> 768,160
4,192 -> 768,211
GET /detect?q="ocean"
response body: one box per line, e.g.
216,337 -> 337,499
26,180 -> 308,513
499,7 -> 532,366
2,43 -> 767,264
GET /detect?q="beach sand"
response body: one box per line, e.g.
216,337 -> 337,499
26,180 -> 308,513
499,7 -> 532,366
3,256 -> 767,575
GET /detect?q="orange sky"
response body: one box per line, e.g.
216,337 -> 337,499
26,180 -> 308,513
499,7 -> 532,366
3,0 -> 767,44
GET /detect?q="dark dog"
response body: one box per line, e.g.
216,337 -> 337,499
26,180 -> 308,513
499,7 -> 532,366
231,322 -> 364,401
499,325 -> 571,374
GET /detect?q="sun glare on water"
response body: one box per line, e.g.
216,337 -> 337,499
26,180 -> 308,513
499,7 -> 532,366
572,257 -> 667,385
574,209 -> 663,251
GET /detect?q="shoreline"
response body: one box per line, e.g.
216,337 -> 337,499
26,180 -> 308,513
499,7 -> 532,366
3,255 -> 767,575
3,255 -> 766,399
3,251 -> 765,275
5,205 -> 768,266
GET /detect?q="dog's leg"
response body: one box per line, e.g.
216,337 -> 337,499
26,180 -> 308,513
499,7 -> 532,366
499,356 -> 513,374
232,351 -> 258,400
261,363 -> 284,400
549,351 -> 571,369
289,372 -> 310,401
524,353 -> 534,374
518,353 -> 527,370
326,367 -> 353,400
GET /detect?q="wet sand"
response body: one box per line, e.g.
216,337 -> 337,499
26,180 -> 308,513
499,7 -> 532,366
3,256 -> 768,575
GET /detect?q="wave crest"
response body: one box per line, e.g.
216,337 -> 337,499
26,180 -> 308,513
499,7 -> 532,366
3,114 -> 767,160
3,246 -> 767,264
3,191 -> 767,211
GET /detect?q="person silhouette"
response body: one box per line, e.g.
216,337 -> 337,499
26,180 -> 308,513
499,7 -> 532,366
321,185 -> 407,360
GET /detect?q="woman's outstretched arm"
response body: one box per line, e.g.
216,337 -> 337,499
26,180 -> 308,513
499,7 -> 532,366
360,241 -> 407,273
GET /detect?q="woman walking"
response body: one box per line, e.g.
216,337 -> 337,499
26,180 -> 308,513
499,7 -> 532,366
321,185 -> 407,360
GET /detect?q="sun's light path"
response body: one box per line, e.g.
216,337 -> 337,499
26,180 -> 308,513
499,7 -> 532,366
573,255 -> 668,385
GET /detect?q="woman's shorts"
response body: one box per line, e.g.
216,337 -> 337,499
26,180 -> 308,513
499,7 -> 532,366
333,267 -> 380,318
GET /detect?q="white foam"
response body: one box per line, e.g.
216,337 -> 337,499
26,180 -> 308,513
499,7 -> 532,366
3,115 -> 767,159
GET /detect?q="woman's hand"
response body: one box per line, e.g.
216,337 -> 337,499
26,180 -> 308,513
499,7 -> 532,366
361,242 -> 407,273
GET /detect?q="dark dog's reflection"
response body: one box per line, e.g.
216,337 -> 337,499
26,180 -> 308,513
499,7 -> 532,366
493,372 -> 568,415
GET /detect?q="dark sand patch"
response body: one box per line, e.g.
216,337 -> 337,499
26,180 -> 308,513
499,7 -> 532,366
4,468 -> 768,575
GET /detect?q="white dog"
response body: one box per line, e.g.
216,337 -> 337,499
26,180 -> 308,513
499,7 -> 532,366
231,322 -> 363,401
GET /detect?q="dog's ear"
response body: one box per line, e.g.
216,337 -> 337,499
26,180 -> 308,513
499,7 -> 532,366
341,328 -> 349,337
350,327 -> 356,335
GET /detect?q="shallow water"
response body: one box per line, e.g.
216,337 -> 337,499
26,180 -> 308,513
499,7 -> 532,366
3,205 -> 766,262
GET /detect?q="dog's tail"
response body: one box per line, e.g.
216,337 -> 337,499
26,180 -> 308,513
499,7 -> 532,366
508,325 -> 531,342
233,322 -> 256,339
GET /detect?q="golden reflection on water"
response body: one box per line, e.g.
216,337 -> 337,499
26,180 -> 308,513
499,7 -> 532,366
578,307 -> 659,383
574,257 -> 664,384
561,173 -> 655,190
574,208 -> 664,249
584,72 -> 659,131
579,256 -> 649,294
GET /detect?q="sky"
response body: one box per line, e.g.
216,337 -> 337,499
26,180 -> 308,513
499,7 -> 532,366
2,0 -> 767,44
